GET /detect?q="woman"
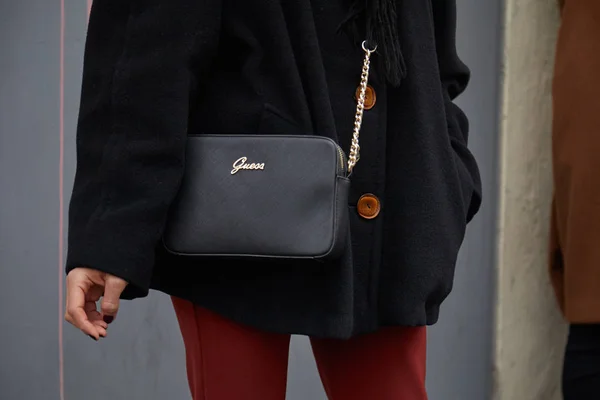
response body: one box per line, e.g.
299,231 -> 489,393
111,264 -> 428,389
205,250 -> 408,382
550,1 -> 600,398
65,0 -> 481,398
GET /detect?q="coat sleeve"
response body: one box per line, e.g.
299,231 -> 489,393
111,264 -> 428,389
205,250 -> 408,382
66,0 -> 221,297
431,0 -> 482,223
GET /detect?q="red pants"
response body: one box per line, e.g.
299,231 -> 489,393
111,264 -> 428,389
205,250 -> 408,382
172,297 -> 428,400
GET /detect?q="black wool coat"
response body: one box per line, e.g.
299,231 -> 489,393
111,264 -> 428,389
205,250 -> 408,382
67,0 -> 482,339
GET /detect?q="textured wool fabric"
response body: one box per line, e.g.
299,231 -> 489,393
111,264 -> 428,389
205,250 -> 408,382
550,0 -> 600,323
67,0 -> 481,339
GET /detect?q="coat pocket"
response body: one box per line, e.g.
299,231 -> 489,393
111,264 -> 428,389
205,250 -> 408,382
450,137 -> 482,223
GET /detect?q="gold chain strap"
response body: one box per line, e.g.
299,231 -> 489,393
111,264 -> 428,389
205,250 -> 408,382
347,41 -> 377,175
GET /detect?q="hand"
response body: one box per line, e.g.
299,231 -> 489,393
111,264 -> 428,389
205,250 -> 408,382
65,267 -> 128,340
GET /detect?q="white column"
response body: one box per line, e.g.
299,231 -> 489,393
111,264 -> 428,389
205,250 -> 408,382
494,1 -> 567,399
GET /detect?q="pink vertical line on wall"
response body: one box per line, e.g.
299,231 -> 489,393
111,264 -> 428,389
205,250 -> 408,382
87,0 -> 92,18
58,0 -> 66,399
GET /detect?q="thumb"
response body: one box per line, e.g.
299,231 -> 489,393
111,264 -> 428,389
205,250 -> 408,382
100,275 -> 128,324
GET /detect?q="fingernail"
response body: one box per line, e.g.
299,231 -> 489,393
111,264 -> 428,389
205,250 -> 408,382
103,315 -> 114,324
88,335 -> 98,341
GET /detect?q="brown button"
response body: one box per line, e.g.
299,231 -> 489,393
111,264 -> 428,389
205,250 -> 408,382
355,85 -> 376,110
357,194 -> 381,219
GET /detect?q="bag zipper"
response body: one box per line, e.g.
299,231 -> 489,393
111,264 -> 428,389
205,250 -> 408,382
335,144 -> 347,176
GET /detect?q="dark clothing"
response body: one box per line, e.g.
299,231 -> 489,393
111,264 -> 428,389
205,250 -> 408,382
563,324 -> 600,399
67,0 -> 481,339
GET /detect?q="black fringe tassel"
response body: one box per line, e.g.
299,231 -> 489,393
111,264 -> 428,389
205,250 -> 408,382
338,0 -> 407,87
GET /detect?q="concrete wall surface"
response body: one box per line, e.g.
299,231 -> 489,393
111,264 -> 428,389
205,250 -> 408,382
494,1 -> 568,399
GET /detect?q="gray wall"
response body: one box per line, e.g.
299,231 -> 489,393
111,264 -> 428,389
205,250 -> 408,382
0,0 -> 501,399
425,0 -> 501,399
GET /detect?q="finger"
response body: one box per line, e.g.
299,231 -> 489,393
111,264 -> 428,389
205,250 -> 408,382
88,326 -> 108,340
73,306 -> 101,338
89,312 -> 108,329
86,285 -> 104,303
83,326 -> 107,340
85,301 -> 108,329
92,319 -> 109,330
96,326 -> 108,338
100,277 -> 127,323
66,285 -> 100,339
84,300 -> 98,313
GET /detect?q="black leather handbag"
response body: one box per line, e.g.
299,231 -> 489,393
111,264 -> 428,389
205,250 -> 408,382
163,42 -> 376,261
